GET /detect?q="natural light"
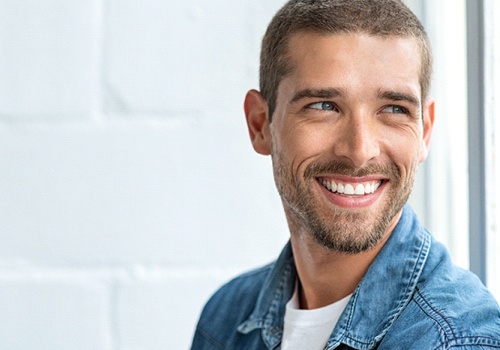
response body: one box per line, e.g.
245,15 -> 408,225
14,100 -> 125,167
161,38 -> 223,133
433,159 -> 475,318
489,0 -> 500,301
405,0 -> 499,301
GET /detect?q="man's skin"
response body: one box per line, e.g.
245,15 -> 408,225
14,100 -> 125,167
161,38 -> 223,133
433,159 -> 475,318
244,32 -> 435,310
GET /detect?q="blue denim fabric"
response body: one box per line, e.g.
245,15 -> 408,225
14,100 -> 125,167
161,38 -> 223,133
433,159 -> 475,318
192,206 -> 500,349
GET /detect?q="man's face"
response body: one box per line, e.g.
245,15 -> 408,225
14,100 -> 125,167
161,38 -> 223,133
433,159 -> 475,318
248,32 -> 434,253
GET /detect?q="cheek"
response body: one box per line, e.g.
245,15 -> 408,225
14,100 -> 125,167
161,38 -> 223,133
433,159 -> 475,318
393,149 -> 421,181
381,130 -> 423,171
273,123 -> 328,160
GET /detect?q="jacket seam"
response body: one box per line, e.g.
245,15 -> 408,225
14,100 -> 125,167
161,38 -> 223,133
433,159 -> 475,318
195,327 -> 225,349
420,301 -> 500,349
447,337 -> 500,348
414,287 -> 457,349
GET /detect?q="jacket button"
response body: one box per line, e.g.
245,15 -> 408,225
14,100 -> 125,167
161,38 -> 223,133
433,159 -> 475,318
269,326 -> 282,336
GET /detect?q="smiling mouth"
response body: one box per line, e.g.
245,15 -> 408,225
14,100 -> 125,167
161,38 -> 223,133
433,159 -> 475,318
318,177 -> 383,196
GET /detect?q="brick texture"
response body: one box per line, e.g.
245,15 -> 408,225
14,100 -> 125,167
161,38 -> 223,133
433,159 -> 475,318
0,1 -> 288,349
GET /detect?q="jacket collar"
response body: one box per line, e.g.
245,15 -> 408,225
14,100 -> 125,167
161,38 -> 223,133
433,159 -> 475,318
238,205 -> 431,350
237,241 -> 296,349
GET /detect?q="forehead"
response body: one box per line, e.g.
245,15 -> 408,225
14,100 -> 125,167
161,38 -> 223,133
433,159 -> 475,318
282,32 -> 422,98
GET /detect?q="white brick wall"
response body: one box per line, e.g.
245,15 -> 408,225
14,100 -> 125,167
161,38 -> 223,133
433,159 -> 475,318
0,1 -> 289,349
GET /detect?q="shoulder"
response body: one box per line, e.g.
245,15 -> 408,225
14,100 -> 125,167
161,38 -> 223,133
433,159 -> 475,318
385,284 -> 500,349
382,239 -> 500,349
191,263 -> 274,349
413,265 -> 500,348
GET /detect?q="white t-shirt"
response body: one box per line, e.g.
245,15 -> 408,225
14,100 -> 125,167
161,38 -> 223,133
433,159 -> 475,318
281,285 -> 352,350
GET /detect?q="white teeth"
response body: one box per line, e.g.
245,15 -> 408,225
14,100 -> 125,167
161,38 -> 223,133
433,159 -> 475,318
320,178 -> 382,196
355,184 -> 365,195
344,184 -> 355,195
337,183 -> 345,194
331,181 -> 337,192
365,183 -> 372,194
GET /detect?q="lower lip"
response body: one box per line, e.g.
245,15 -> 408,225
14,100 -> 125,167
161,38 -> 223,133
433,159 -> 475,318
316,179 -> 386,208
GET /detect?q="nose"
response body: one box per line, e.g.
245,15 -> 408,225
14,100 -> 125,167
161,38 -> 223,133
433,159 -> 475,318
333,113 -> 380,168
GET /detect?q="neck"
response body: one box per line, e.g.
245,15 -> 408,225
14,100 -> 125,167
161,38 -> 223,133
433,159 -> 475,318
287,209 -> 400,310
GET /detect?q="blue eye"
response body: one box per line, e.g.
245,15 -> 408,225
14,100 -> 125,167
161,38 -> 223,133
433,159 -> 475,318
382,105 -> 409,114
308,101 -> 338,111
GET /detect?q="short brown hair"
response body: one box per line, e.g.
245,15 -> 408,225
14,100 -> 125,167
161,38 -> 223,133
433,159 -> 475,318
260,0 -> 433,120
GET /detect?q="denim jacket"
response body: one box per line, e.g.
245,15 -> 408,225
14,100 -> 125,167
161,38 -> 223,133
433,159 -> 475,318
192,206 -> 500,349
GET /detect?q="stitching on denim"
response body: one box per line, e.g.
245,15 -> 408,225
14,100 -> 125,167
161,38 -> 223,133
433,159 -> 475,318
414,287 -> 456,346
385,229 -> 431,326
262,257 -> 293,349
334,220 -> 432,349
195,327 -> 225,349
447,336 -> 500,348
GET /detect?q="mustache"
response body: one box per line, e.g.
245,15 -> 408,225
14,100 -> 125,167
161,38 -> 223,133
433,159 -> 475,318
304,160 -> 401,180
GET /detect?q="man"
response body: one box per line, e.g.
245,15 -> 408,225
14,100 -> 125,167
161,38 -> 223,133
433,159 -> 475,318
191,0 -> 500,348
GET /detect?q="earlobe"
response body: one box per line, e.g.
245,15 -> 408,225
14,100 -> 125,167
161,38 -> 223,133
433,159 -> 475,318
244,89 -> 272,155
419,99 -> 435,162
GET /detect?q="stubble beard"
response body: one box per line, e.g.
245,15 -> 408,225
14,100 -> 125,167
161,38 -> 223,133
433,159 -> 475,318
272,151 -> 417,254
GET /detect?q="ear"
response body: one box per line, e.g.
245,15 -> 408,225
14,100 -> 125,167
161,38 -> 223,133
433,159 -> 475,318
244,89 -> 272,155
418,99 -> 435,163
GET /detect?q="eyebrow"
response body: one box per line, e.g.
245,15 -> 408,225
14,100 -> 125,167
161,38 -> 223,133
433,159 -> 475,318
289,87 -> 422,110
289,88 -> 343,105
377,90 -> 421,108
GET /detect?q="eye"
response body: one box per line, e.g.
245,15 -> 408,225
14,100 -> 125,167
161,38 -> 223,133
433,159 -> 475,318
307,101 -> 339,111
381,105 -> 409,114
